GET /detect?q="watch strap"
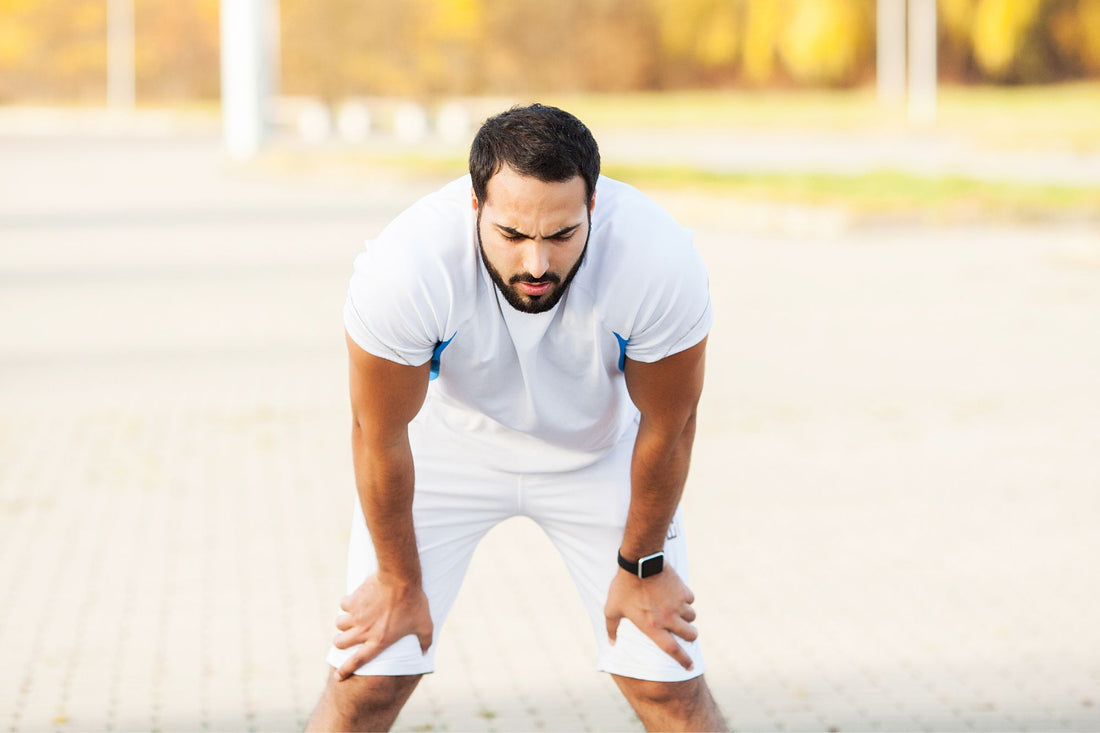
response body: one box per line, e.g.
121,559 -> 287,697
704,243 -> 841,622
617,550 -> 665,578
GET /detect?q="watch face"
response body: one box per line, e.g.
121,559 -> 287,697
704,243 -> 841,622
639,553 -> 664,578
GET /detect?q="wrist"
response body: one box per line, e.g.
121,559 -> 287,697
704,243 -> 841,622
376,569 -> 422,590
617,549 -> 665,578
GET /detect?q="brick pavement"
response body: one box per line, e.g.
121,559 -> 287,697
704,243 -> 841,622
1,133 -> 1099,732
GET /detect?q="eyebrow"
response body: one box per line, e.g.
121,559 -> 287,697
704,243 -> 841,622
495,223 -> 582,240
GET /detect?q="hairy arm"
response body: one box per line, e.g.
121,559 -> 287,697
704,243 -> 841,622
605,337 -> 707,670
331,333 -> 433,680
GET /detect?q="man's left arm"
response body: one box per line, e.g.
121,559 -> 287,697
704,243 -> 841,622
605,336 -> 707,671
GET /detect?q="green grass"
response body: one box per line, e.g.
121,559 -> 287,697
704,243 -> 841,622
265,148 -> 1098,222
601,163 -> 1100,220
542,88 -> 888,131
259,82 -> 1100,222
542,83 -> 1100,152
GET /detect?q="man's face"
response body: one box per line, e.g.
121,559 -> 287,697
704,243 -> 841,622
474,165 -> 593,314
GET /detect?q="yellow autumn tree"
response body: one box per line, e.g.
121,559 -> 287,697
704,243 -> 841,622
1081,0 -> 1100,70
777,0 -> 872,85
741,0 -> 783,84
0,0 -> 106,102
1052,0 -> 1100,73
135,0 -> 220,100
971,0 -> 1045,80
0,0 -> 35,72
418,0 -> 483,94
651,0 -> 741,71
4,0 -> 1100,103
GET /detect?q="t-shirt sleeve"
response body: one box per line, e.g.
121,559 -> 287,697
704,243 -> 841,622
621,229 -> 714,364
343,235 -> 446,367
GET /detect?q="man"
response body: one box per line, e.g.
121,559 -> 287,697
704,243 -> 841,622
307,104 -> 726,732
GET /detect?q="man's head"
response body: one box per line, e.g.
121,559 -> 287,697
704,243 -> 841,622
469,104 -> 600,314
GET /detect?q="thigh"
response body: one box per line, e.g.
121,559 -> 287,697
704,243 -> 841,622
327,424 -> 516,676
526,436 -> 705,682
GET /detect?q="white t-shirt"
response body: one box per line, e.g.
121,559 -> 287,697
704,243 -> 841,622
344,174 -> 712,473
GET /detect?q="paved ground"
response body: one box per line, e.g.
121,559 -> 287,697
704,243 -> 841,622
1,127 -> 1099,732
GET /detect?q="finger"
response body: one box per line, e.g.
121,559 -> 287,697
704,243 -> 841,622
681,604 -> 697,623
332,629 -> 360,649
605,614 -> 620,644
668,618 -> 699,643
335,641 -> 382,681
683,586 -> 695,606
335,613 -> 353,631
339,595 -> 352,612
656,632 -> 695,671
416,614 -> 435,654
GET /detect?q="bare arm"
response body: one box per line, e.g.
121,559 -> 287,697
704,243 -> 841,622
605,337 -> 707,670
621,337 -> 706,559
332,332 -> 433,680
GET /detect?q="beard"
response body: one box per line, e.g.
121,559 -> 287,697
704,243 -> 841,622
477,209 -> 589,314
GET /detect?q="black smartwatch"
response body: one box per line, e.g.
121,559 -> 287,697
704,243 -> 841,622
618,550 -> 664,578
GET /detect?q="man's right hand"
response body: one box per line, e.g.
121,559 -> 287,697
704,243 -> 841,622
331,574 -> 434,681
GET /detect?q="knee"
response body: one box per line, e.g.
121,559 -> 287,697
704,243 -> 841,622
615,676 -> 726,732
309,673 -> 422,731
620,676 -> 698,708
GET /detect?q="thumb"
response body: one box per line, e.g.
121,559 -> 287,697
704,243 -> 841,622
418,629 -> 433,655
605,613 -> 620,645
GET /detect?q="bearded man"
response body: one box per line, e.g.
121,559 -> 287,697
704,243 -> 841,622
307,104 -> 726,732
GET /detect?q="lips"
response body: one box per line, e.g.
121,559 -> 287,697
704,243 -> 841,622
516,281 -> 551,296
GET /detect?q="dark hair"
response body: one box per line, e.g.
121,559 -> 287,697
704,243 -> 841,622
469,104 -> 600,205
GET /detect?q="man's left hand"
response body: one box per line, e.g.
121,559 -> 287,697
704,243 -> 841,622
604,565 -> 698,670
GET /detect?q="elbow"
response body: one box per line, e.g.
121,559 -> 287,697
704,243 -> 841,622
675,406 -> 699,457
638,403 -> 699,450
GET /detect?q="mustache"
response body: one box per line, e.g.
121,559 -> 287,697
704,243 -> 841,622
509,272 -> 560,285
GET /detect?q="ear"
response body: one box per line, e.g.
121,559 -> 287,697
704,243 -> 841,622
470,188 -> 479,212
588,188 -> 597,213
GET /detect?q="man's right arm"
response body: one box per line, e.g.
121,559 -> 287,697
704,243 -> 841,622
331,332 -> 433,681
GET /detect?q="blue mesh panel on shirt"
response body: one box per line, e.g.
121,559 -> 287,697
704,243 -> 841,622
429,335 -> 455,381
613,332 -> 629,372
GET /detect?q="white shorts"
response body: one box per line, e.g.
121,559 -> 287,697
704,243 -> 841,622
326,416 -> 705,682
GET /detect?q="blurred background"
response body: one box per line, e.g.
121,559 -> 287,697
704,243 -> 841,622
3,0 -> 1100,97
3,0 -> 1099,210
1,1 -> 1098,732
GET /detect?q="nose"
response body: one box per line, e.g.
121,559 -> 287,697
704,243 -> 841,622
521,240 -> 551,279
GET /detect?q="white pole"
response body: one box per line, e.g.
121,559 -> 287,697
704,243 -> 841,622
876,0 -> 907,106
107,0 -> 136,110
220,0 -> 272,159
268,0 -> 280,103
908,0 -> 938,124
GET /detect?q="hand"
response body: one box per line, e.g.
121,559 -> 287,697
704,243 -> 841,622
604,565 -> 698,670
332,573 -> 434,681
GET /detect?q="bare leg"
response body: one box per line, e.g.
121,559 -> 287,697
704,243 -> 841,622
612,674 -> 727,732
305,671 -> 422,732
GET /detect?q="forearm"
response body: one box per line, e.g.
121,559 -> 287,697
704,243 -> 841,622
620,412 -> 697,560
352,423 -> 421,586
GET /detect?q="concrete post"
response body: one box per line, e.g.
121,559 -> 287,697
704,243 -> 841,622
220,0 -> 273,159
908,0 -> 938,124
107,0 -> 136,110
876,0 -> 907,106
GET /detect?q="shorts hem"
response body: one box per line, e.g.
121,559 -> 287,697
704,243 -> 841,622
325,649 -> 435,677
596,660 -> 706,683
